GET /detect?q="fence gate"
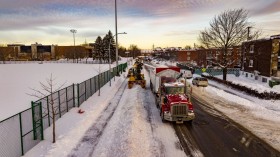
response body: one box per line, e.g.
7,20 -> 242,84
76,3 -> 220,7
31,101 -> 44,140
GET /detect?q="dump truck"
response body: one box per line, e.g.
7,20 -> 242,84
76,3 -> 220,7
127,60 -> 146,89
147,65 -> 195,124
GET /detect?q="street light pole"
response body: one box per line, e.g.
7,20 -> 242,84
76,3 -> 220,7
109,32 -> 127,86
115,0 -> 119,76
70,29 -> 77,63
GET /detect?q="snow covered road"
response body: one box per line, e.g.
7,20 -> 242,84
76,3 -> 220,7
86,79 -> 186,157
25,70 -> 186,157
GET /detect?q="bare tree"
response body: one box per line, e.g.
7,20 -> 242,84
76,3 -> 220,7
128,44 -> 141,59
28,74 -> 66,143
198,8 -> 261,80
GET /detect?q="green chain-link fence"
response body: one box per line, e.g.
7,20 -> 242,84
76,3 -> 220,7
0,63 -> 127,157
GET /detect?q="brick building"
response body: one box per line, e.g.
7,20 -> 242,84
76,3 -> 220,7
0,44 -> 93,61
242,35 -> 280,77
175,47 -> 241,68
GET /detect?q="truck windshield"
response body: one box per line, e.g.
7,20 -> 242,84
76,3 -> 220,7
165,87 -> 184,94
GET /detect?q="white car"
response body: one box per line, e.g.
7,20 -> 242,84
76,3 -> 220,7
182,70 -> 193,79
192,77 -> 208,87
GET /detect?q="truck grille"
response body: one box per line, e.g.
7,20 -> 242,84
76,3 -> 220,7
171,104 -> 187,116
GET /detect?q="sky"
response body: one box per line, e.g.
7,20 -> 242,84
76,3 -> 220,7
0,0 -> 280,49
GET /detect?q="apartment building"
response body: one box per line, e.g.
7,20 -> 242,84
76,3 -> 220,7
242,35 -> 280,77
175,47 -> 241,68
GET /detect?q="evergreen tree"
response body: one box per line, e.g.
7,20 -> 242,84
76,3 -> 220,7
94,36 -> 103,63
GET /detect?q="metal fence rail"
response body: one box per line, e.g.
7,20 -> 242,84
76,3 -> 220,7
0,62 -> 127,157
176,63 -> 240,76
0,60 -> 112,64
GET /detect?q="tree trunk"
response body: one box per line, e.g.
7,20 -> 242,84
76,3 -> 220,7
51,97 -> 56,143
223,67 -> 227,81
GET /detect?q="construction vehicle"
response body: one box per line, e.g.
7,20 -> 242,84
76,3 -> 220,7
127,60 -> 146,89
146,65 -> 195,124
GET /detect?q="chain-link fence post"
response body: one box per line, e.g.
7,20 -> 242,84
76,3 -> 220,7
47,96 -> 50,126
19,112 -> 24,156
39,102 -> 44,140
31,101 -> 37,140
77,84 -> 80,107
66,88 -> 68,112
58,91 -> 61,118
73,84 -> 76,107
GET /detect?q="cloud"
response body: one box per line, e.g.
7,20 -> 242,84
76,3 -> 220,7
0,0 -> 279,48
248,0 -> 280,16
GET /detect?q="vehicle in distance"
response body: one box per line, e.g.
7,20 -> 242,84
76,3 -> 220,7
182,70 -> 193,79
192,77 -> 208,87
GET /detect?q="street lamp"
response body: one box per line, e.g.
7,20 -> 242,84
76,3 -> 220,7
108,32 -> 127,86
70,29 -> 77,62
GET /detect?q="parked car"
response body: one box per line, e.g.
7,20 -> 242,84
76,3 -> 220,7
182,70 -> 193,79
192,77 -> 208,87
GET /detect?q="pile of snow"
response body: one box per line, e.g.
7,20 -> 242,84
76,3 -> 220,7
215,74 -> 280,93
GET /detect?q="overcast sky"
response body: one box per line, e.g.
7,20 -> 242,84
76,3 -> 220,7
0,0 -> 279,49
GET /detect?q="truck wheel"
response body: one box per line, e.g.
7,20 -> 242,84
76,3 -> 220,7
160,110 -> 166,123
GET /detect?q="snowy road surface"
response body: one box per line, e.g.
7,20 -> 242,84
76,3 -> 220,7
68,79 -> 185,157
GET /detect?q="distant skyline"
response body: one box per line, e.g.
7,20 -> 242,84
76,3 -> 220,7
0,0 -> 279,49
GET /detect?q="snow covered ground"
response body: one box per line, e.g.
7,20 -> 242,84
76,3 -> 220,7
215,74 -> 280,93
2,59 -> 280,156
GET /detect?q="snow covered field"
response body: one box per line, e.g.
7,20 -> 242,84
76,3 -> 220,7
0,63 -> 113,121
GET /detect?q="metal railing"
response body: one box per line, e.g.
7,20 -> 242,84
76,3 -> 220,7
176,63 -> 240,77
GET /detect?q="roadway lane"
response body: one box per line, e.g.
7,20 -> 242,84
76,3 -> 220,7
174,96 -> 280,157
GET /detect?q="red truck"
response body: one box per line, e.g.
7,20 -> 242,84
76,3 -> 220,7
146,65 -> 195,124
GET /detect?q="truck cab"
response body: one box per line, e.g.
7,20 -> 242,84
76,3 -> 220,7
159,82 -> 195,124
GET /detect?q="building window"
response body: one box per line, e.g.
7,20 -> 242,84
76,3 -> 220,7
187,57 -> 190,60
249,60 -> 253,67
187,52 -> 190,55
250,45 -> 254,53
228,49 -> 232,55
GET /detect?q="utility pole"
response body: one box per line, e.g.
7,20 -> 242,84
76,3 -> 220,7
70,29 -> 77,63
115,0 -> 119,76
247,26 -> 252,41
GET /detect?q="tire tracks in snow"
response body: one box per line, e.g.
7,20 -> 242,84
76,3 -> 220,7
174,124 -> 204,157
67,81 -> 127,157
139,85 -> 167,157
